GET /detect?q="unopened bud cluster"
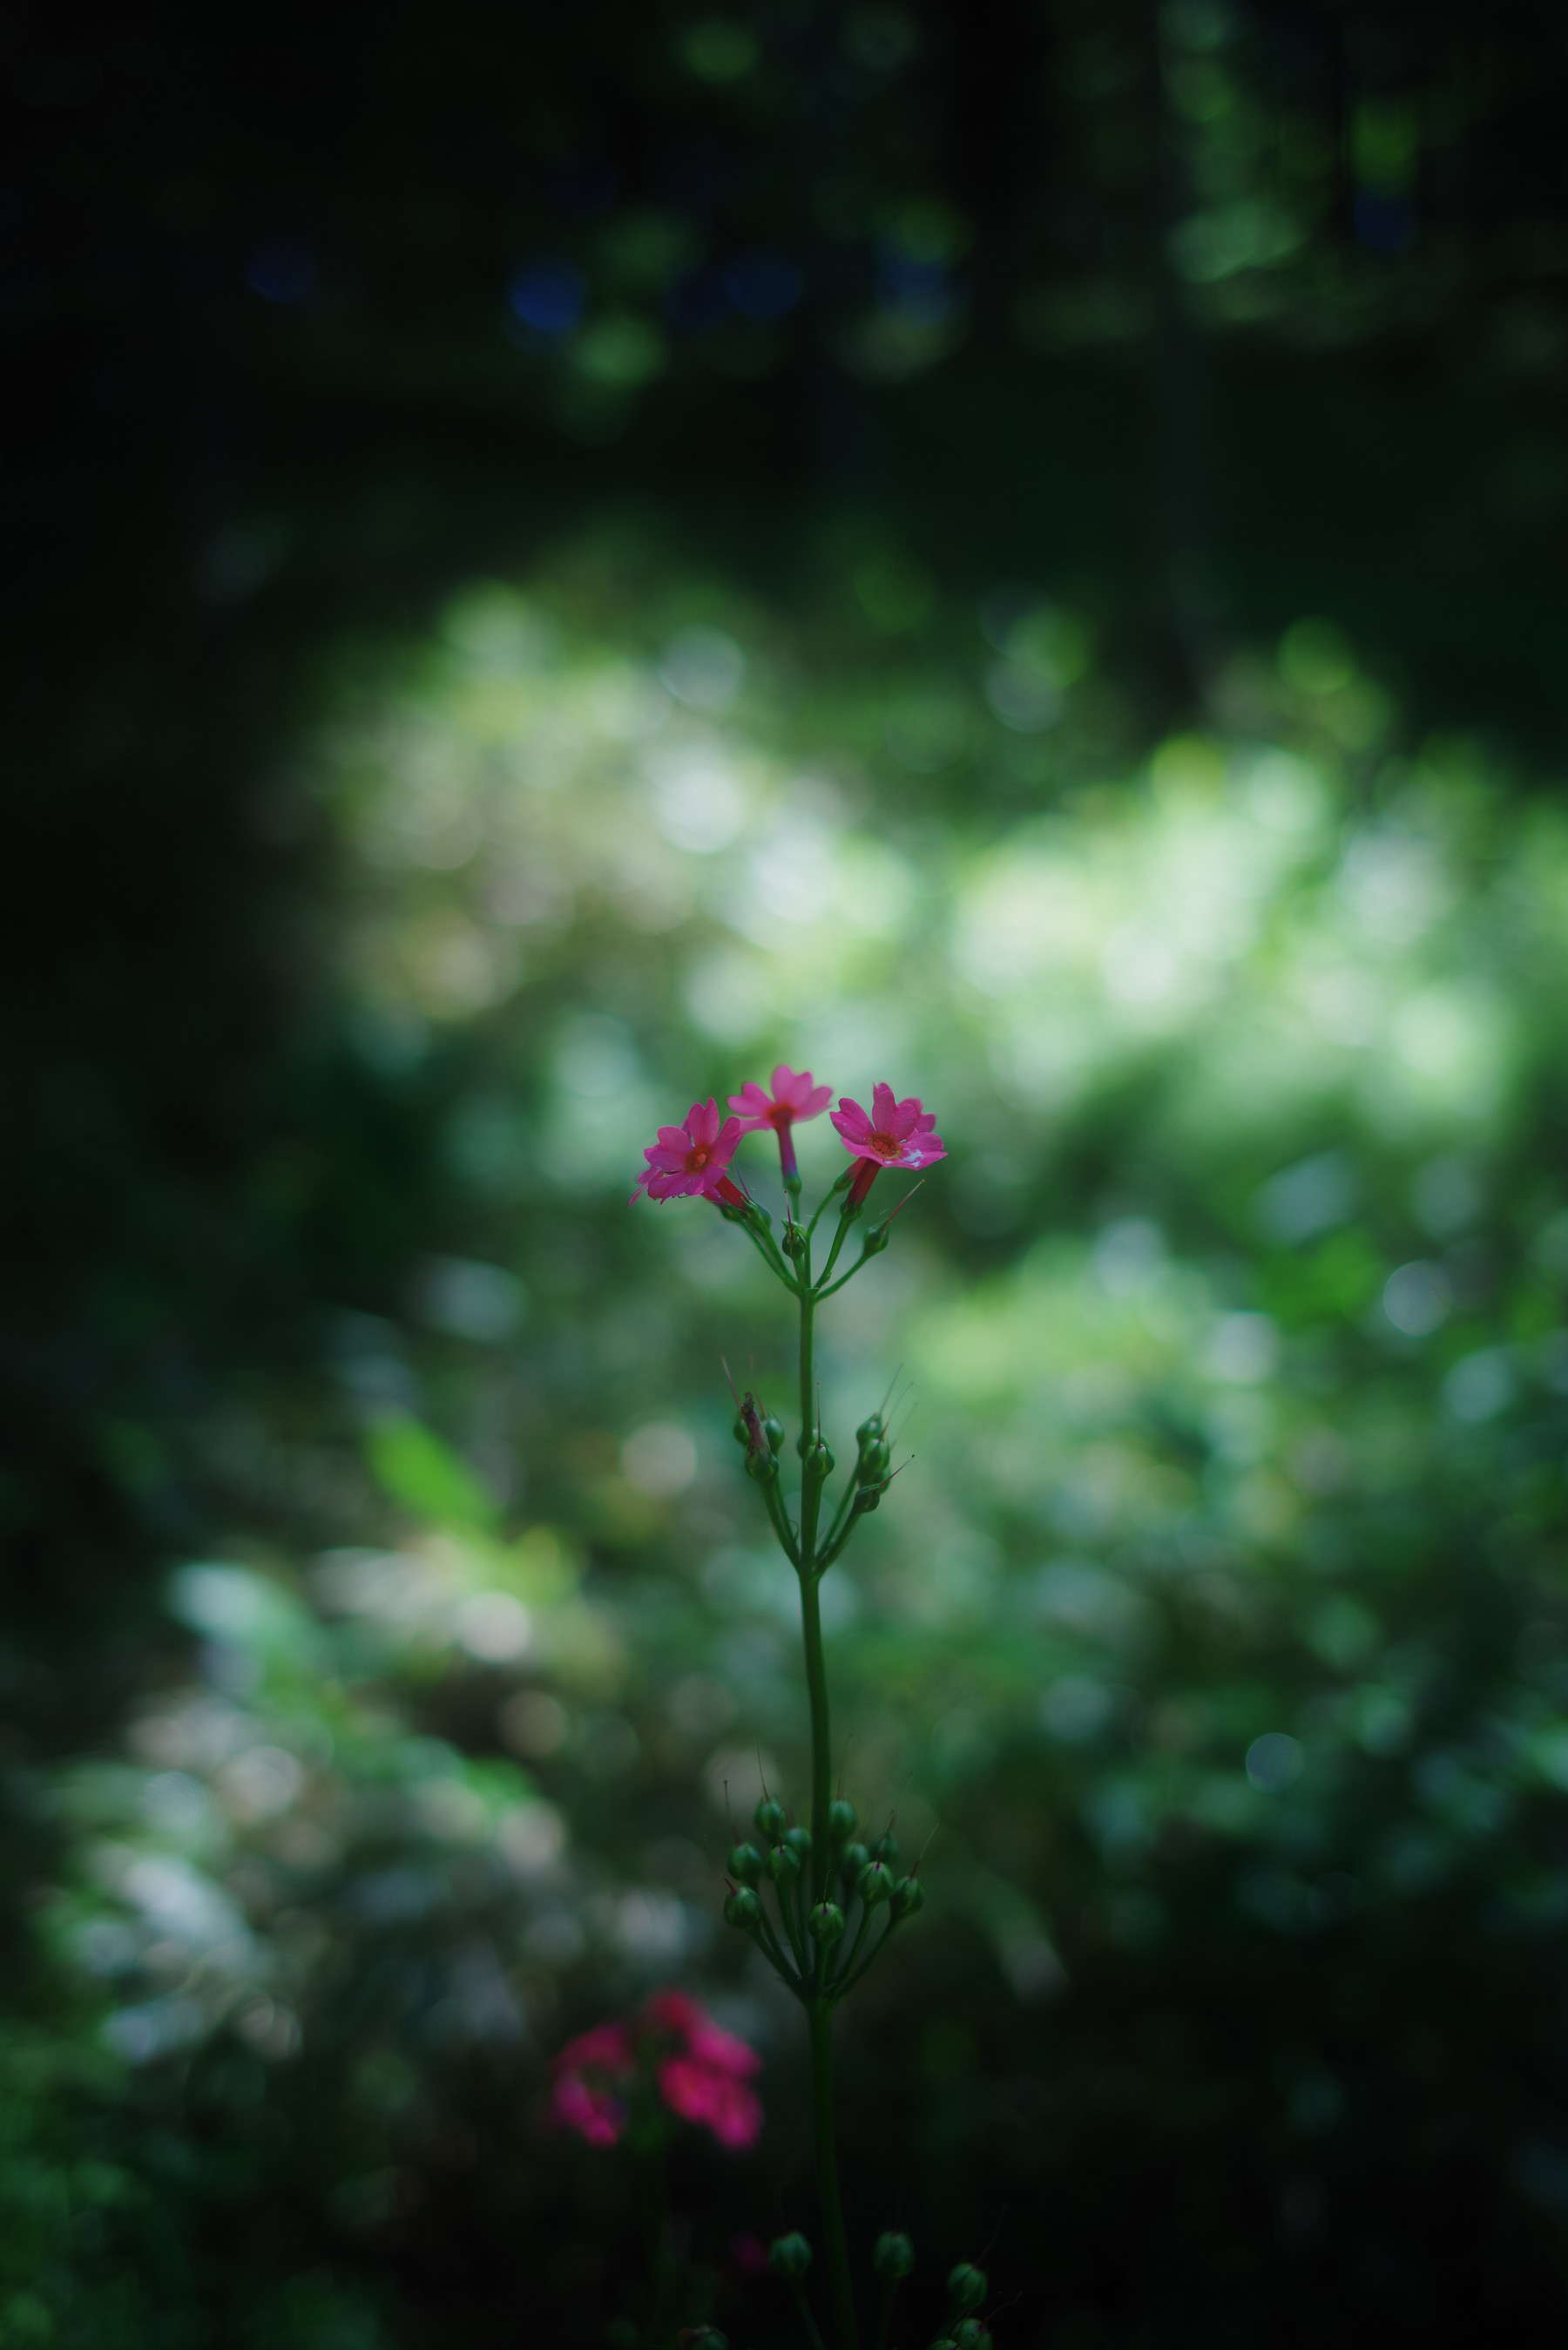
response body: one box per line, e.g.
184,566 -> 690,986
724,1794 -> 924,2003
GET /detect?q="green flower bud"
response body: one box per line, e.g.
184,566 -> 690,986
755,1797 -> 787,1843
746,1446 -> 779,1483
782,1226 -> 808,1258
869,1830 -> 899,1866
809,1900 -> 846,1944
768,1841 -> 802,1886
862,1222 -> 891,1256
947,2264 -> 987,2314
890,1874 -> 925,1920
828,1798 -> 857,1842
725,1886 -> 762,1930
856,1412 -> 885,1446
872,2231 -> 915,2279
764,1414 -> 785,1453
799,1437 -> 835,1478
679,2331 -> 729,2350
732,1414 -> 752,1447
727,1842 -> 764,1885
854,1486 -> 883,1515
768,2232 -> 813,2279
783,1825 -> 812,1861
841,1841 -> 869,1882
857,1859 -> 893,1907
953,2322 -> 991,2350
857,1438 -> 891,1482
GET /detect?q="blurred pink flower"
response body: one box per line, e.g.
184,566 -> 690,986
554,2020 -> 634,2076
731,2233 -> 770,2277
547,1990 -> 763,2155
831,1082 -> 946,1209
728,1065 -> 832,1183
631,1100 -> 746,1207
658,2055 -> 764,2150
549,2073 -> 628,2149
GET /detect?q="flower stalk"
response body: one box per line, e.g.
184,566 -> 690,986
632,1067 -> 949,2350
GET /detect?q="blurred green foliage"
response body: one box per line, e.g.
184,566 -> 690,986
9,0 -> 1568,2343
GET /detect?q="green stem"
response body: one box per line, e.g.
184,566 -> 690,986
808,2001 -> 858,2350
833,1913 -> 901,2003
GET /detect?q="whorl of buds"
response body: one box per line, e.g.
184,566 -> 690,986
724,1886 -> 762,1930
754,1797 -> 787,1843
809,1900 -> 846,1945
727,1842 -> 763,1885
857,1859 -> 893,1908
873,2231 -> 916,2279
768,2232 -> 813,2278
768,1841 -> 802,1887
947,2264 -> 987,2314
828,1798 -> 857,1842
890,1874 -> 925,1920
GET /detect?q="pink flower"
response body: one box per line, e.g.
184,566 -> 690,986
547,1991 -> 764,2156
550,2073 -> 628,2149
552,2021 -> 634,2078
728,1065 -> 832,1184
830,1082 -> 946,1209
657,2055 -> 764,2150
631,1100 -> 747,1208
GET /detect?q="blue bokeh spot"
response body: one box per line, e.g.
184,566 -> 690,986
722,249 -> 803,322
508,261 -> 587,336
247,240 -> 317,305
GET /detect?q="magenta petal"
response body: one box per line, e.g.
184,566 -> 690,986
870,1081 -> 898,1128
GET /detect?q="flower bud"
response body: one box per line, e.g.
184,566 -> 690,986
869,1830 -> 898,1866
872,2231 -> 915,2279
947,2264 -> 987,2314
768,1841 -> 801,1886
727,1842 -> 764,1885
857,1859 -> 893,1907
828,1798 -> 857,1842
781,1226 -> 807,1259
857,1438 -> 891,1482
746,1447 -> 779,1484
783,1825 -> 812,1862
679,2332 -> 729,2350
725,1886 -> 762,1930
732,1414 -> 752,1448
841,1841 -> 869,1881
755,1797 -> 787,1843
764,1415 -> 785,1453
808,1900 -> 846,1944
855,1412 -> 885,1446
768,2232 -> 812,2279
862,1222 -> 891,1256
889,1874 -> 925,1920
953,2322 -> 991,2350
854,1486 -> 883,1515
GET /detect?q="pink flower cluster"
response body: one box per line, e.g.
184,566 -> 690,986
631,1065 -> 945,1206
548,1988 -> 763,2153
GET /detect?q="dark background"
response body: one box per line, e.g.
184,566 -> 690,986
8,2 -> 1568,2343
